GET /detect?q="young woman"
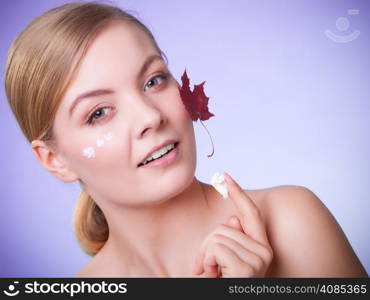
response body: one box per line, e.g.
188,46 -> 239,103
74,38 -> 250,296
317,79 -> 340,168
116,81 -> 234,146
4,1 -> 368,278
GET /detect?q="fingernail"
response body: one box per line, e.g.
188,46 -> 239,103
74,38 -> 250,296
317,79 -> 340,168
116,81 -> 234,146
223,172 -> 233,184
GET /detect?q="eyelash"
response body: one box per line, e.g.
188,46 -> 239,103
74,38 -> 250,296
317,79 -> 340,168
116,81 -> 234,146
85,73 -> 169,125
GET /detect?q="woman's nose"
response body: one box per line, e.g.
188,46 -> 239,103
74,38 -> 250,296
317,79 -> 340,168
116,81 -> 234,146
131,94 -> 166,138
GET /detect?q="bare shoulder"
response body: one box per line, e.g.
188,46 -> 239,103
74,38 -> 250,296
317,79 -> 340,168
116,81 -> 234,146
255,185 -> 325,220
74,257 -> 101,278
257,185 -> 368,277
74,249 -> 128,278
74,266 -> 90,278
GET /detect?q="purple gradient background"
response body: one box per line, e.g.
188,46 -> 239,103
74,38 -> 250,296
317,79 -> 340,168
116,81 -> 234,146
1,0 -> 369,277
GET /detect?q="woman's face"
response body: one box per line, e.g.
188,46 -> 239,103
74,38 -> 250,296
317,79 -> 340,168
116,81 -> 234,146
52,21 -> 196,206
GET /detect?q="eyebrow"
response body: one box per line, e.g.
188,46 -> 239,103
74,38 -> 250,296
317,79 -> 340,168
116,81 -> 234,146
69,54 -> 164,117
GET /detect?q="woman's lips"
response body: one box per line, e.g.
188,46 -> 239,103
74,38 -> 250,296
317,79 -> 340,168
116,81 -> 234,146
138,142 -> 179,169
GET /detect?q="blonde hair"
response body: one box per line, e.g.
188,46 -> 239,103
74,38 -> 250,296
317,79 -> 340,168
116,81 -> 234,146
4,1 -> 167,256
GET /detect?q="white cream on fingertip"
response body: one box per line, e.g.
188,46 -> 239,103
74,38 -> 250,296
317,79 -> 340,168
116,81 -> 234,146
210,172 -> 229,199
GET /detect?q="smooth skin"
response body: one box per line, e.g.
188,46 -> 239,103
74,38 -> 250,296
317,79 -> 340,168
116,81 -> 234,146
29,20 -> 367,278
75,174 -> 368,277
194,174 -> 368,277
193,173 -> 273,277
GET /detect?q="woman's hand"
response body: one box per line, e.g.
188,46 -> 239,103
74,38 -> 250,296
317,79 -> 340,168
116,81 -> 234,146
193,173 -> 273,277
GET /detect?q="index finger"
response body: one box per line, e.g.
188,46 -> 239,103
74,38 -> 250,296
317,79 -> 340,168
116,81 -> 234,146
223,172 -> 269,246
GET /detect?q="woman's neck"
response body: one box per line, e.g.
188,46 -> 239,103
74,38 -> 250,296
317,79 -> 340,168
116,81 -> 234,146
97,176 -> 220,277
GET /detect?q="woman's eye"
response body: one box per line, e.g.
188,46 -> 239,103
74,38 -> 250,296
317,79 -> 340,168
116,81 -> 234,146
144,73 -> 168,91
84,74 -> 169,126
86,106 -> 112,125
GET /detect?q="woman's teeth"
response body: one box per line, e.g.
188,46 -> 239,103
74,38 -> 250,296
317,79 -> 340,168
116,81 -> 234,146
140,142 -> 177,166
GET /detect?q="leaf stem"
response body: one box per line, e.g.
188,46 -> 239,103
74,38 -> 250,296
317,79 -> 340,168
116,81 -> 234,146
198,118 -> 214,157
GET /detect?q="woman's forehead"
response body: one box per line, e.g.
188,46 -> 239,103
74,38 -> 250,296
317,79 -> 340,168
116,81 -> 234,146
85,21 -> 154,64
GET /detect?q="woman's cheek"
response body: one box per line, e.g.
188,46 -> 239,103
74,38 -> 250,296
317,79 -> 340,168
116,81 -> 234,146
172,91 -> 191,122
78,130 -> 128,170
81,131 -> 114,159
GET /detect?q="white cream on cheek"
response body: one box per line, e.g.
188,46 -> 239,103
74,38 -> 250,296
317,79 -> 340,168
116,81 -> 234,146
82,131 -> 114,159
83,147 -> 96,158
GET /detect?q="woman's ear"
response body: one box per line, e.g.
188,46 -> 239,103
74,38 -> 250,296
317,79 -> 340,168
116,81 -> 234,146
31,139 -> 79,183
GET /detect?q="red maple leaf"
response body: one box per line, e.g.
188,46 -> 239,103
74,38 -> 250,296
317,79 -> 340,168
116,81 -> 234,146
178,69 -> 215,157
178,69 -> 215,121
